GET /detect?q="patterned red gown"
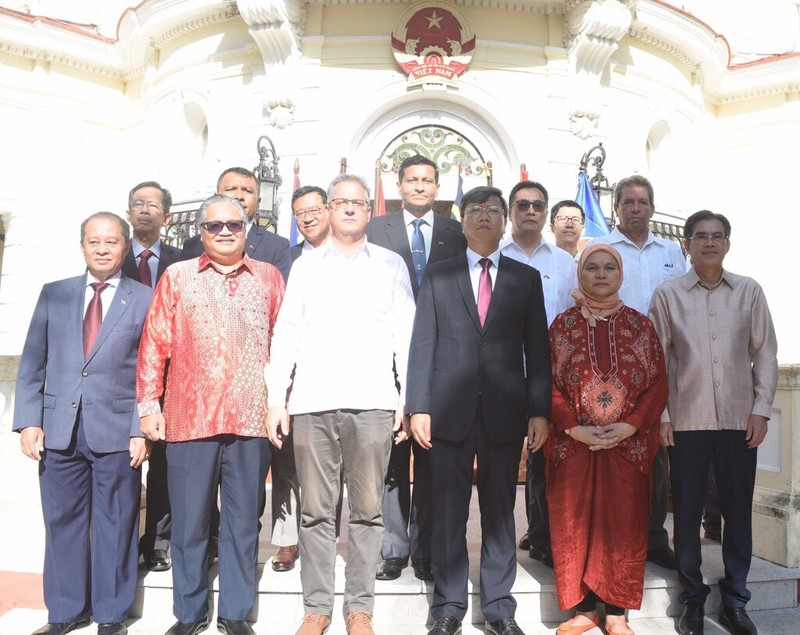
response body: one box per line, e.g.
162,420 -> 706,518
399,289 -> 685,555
546,306 -> 667,610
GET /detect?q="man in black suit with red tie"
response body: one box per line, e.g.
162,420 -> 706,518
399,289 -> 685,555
365,155 -> 467,583
122,180 -> 181,573
407,186 -> 551,635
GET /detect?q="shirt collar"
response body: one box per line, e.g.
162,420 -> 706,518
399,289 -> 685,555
86,270 -> 122,289
403,209 -> 435,228
610,227 -> 656,248
321,237 -> 371,259
500,234 -> 553,256
131,236 -> 161,258
466,247 -> 500,270
197,252 -> 254,275
686,266 -> 732,290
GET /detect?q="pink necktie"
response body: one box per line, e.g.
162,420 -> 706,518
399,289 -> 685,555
138,249 -> 153,287
477,258 -> 492,327
83,282 -> 109,358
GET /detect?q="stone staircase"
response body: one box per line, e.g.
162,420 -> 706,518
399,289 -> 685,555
1,479 -> 799,634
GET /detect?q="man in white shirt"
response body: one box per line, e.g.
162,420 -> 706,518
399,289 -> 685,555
549,200 -> 585,258
589,174 -> 687,569
500,180 -> 575,568
266,174 -> 415,635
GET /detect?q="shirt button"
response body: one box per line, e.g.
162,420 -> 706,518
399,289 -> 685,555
713,357 -> 718,363
712,334 -> 717,340
709,311 -> 715,317
82,371 -> 88,377
72,403 -> 78,408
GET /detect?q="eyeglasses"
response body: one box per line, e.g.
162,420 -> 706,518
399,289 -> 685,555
201,220 -> 245,234
131,200 -> 163,211
553,215 -> 584,226
295,207 -> 324,220
464,205 -> 505,218
329,198 -> 369,211
512,199 -> 547,213
689,232 -> 728,244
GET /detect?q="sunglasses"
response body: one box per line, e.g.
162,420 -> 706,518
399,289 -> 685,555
513,199 -> 547,213
201,220 -> 245,235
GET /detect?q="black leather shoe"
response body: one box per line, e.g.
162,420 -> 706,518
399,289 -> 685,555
376,557 -> 406,580
412,558 -> 434,581
146,548 -> 172,572
97,624 -> 127,635
165,615 -> 210,635
647,545 -> 678,570
485,617 -> 525,635
719,605 -> 757,635
528,544 -> 554,568
216,618 -> 254,635
31,619 -> 91,635
518,533 -> 530,551
677,602 -> 705,635
427,616 -> 461,635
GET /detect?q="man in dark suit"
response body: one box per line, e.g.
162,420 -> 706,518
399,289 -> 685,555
407,187 -> 551,635
268,185 -> 332,574
181,167 -> 291,282
365,154 -> 467,582
121,180 -> 181,573
14,212 -> 153,635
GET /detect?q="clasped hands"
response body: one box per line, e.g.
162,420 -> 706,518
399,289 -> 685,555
569,422 -> 636,451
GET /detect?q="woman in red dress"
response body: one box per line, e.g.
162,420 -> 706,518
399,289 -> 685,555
547,243 -> 668,635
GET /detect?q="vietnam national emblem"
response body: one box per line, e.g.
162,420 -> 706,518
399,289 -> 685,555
391,1 -> 475,88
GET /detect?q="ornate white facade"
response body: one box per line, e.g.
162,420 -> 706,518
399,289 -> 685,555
0,0 -> 797,361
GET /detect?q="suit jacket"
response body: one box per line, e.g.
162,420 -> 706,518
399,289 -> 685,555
290,241 -> 304,263
181,224 -> 292,282
365,212 -> 467,298
406,254 -> 551,444
14,274 -> 153,453
122,240 -> 182,285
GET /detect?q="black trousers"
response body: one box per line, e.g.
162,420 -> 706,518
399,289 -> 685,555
669,430 -> 757,608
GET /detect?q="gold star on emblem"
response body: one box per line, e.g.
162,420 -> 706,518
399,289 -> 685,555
426,10 -> 443,29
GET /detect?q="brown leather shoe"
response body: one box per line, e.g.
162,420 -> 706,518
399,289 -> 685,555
272,545 -> 299,572
346,612 -> 374,635
295,613 -> 331,635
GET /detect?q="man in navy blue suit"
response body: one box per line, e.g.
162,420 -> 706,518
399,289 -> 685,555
14,212 -> 153,635
365,154 -> 467,583
407,187 -> 551,635
181,167 -> 291,282
121,180 -> 181,573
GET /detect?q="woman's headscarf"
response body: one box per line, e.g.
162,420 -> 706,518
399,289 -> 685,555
571,243 -> 625,327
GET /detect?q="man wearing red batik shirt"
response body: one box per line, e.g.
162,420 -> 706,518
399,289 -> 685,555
137,194 -> 284,635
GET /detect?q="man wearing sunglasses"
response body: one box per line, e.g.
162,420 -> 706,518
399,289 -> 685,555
138,195 -> 285,635
500,180 -> 576,570
181,166 -> 292,282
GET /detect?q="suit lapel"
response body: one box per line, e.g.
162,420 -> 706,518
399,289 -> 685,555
246,225 -> 264,258
453,255 -> 482,332
72,276 -> 88,358
429,215 -> 454,263
121,247 -> 139,281
86,276 -> 133,362
385,215 -> 417,294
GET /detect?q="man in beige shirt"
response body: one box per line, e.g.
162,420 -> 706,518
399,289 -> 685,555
648,210 -> 777,635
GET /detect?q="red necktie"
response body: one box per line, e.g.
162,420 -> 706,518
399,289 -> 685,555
477,258 -> 492,327
138,249 -> 153,287
83,282 -> 109,358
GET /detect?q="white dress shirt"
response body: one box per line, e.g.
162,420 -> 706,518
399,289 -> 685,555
265,239 -> 415,415
466,247 -> 500,298
589,228 -> 687,314
500,237 -> 576,326
403,209 -> 435,262
131,237 -> 161,287
83,271 -> 121,320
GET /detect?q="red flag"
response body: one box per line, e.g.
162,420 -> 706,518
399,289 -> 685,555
373,161 -> 386,217
290,159 -> 300,245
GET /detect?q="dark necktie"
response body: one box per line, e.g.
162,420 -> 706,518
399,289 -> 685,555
477,258 -> 492,327
411,218 -> 427,286
83,282 -> 109,358
138,249 -> 153,287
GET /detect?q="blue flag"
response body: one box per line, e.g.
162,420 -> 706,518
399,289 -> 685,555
575,171 -> 611,238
